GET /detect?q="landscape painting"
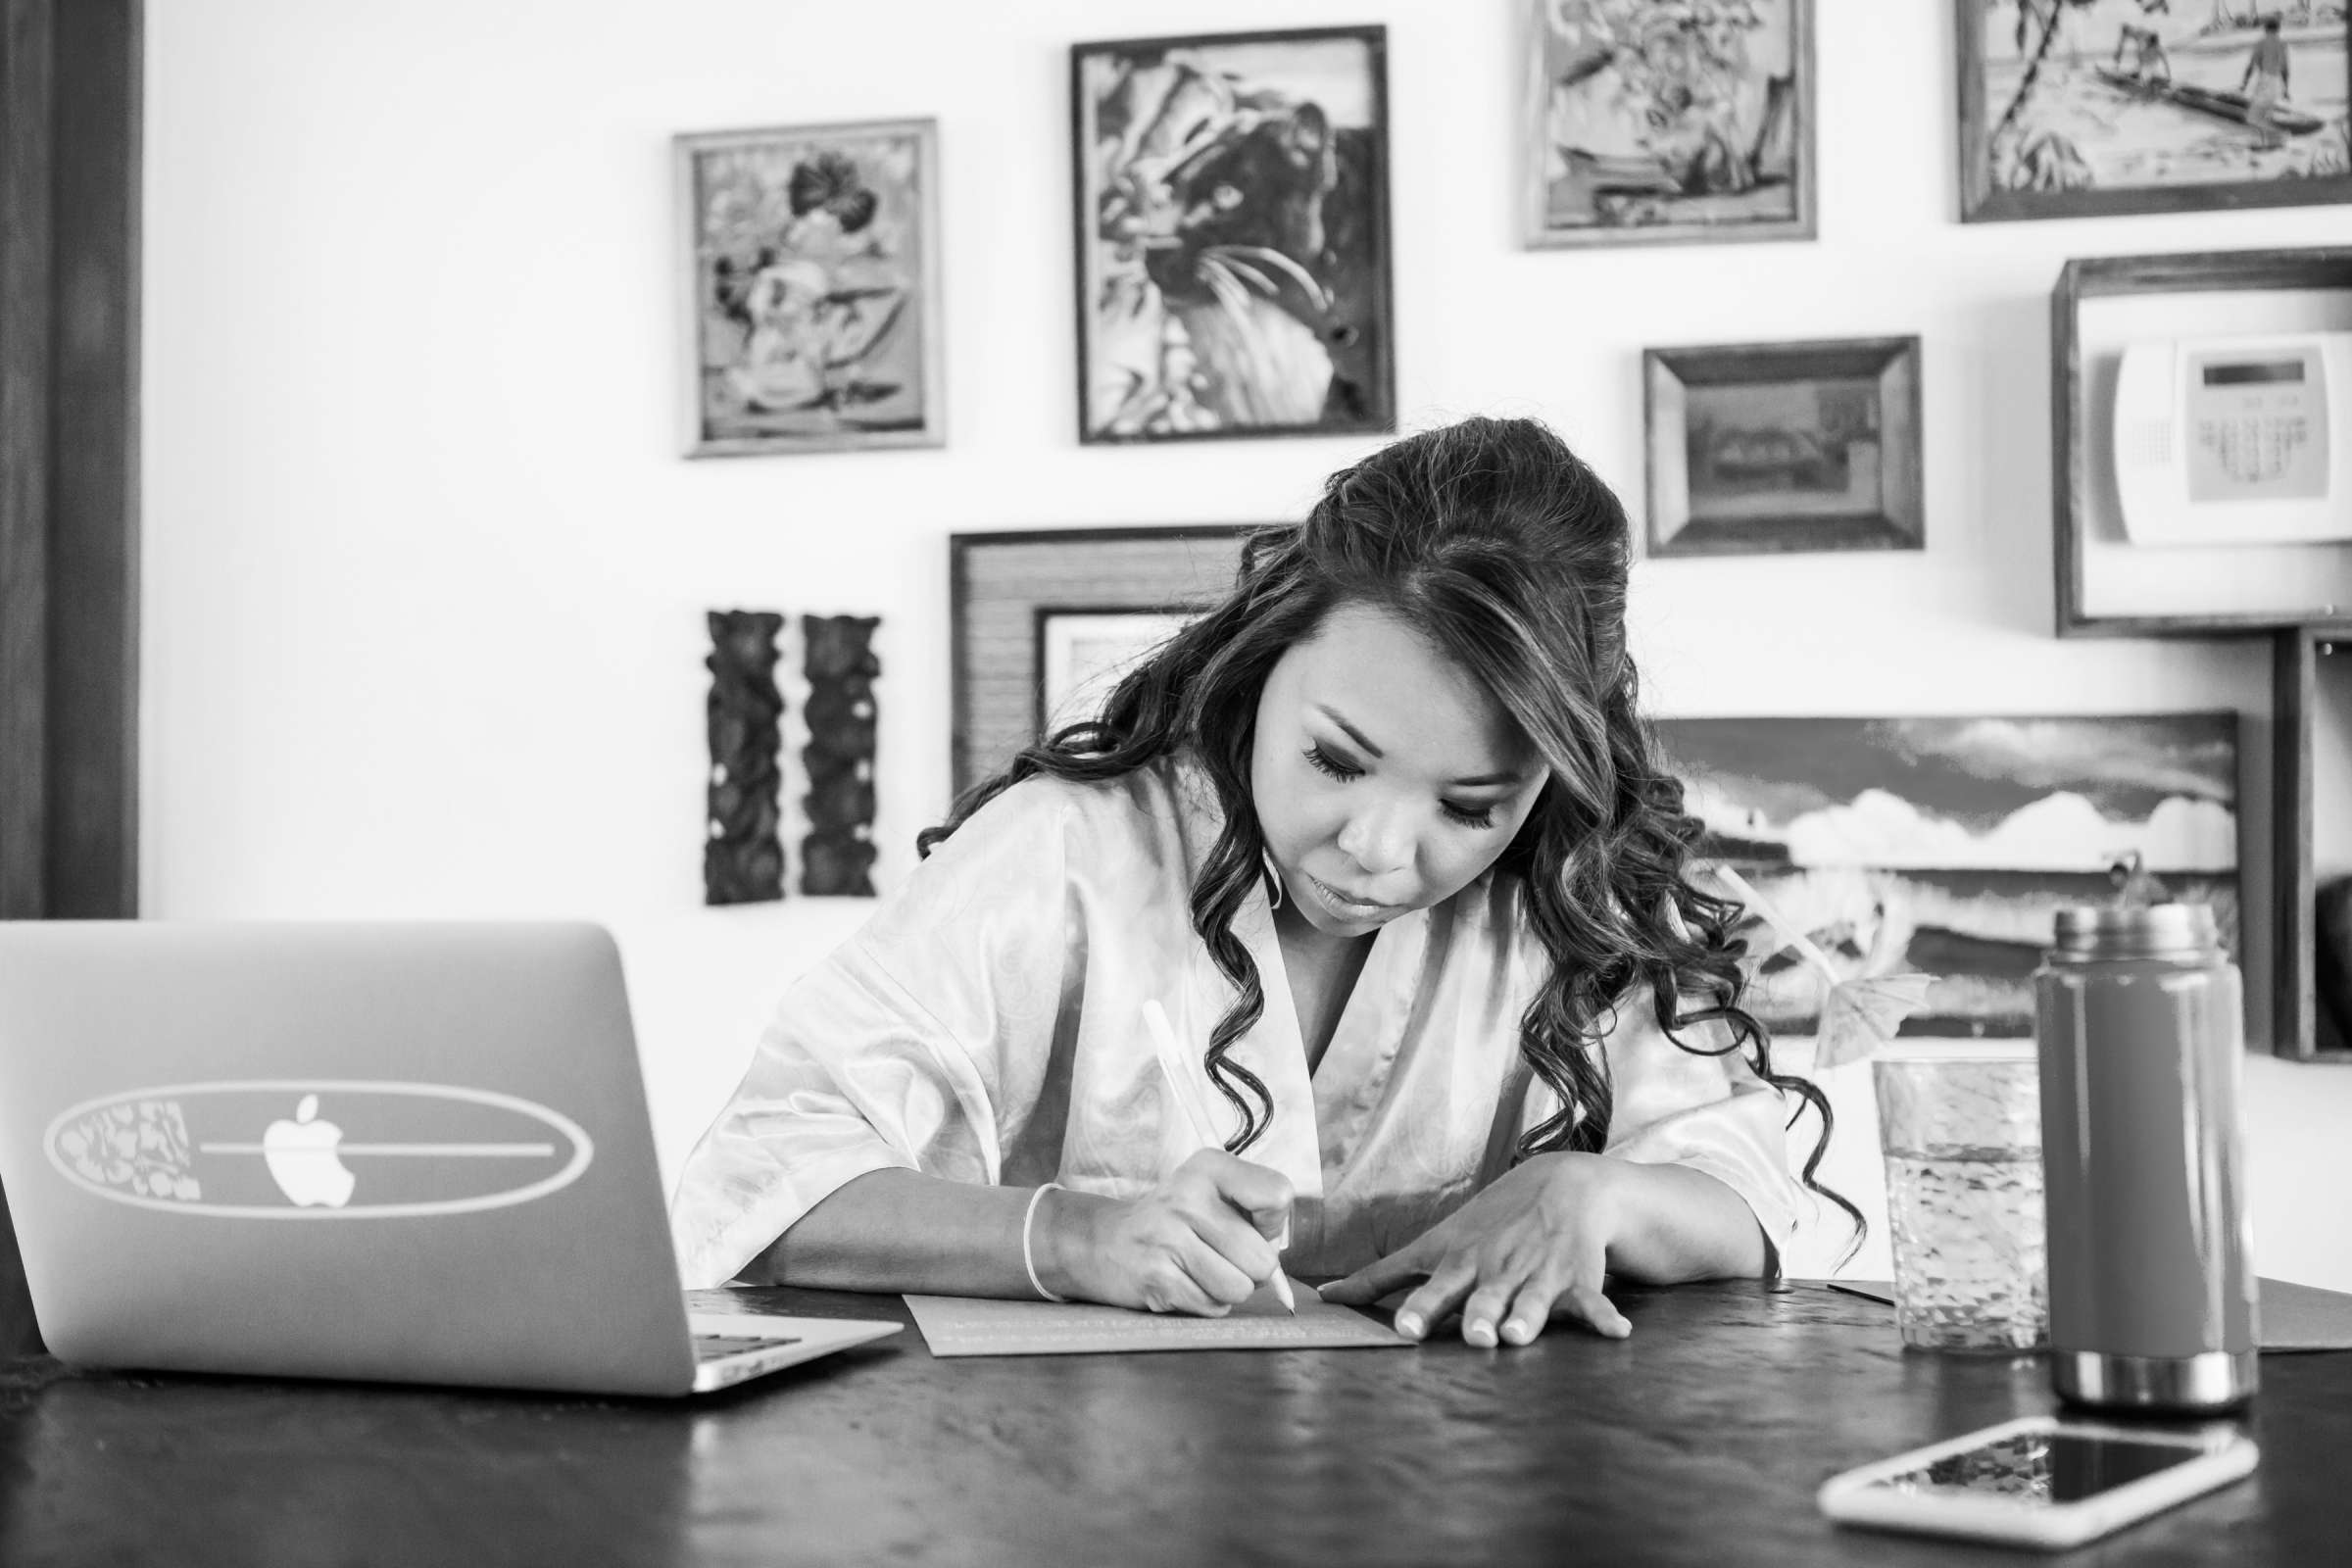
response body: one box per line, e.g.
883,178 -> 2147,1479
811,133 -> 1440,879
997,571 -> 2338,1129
1072,27 -> 1395,443
1526,0 -> 1815,246
1687,378 -> 1875,514
1644,338 -> 1923,557
1959,1 -> 2352,221
1656,714 -> 2239,1039
679,120 -> 943,456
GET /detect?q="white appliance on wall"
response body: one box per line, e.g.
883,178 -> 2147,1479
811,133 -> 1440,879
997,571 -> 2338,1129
2112,330 -> 2352,548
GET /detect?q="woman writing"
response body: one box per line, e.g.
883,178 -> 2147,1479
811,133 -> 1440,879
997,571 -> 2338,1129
670,416 -> 1848,1347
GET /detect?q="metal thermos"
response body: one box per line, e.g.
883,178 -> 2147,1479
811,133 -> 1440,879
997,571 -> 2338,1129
2033,902 -> 2258,1412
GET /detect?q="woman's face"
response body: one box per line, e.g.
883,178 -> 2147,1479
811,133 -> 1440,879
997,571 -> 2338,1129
1250,604 -> 1545,938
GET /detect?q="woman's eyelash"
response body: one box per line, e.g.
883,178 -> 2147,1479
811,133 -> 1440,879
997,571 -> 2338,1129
1302,744 -> 1360,781
1304,745 -> 1498,829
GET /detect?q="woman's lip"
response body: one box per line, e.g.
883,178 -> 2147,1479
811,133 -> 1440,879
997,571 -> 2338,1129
1307,872 -> 1397,913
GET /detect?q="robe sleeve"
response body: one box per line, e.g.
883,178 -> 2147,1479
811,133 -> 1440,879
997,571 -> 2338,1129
667,781 -> 1078,1288
1593,1000 -> 1806,1278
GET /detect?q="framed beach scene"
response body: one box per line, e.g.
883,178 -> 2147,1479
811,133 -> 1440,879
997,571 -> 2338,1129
1958,1 -> 2352,221
1524,0 -> 1817,247
678,119 -> 944,456
1071,26 -> 1396,443
1657,714 -> 2240,1041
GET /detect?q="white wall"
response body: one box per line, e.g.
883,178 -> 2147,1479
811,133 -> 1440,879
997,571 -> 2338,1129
142,0 -> 2352,1289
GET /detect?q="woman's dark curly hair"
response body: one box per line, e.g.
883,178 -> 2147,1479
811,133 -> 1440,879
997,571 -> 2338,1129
920,416 -> 1859,1247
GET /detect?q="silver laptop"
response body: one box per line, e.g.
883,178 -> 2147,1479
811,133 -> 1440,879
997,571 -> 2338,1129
0,920 -> 899,1396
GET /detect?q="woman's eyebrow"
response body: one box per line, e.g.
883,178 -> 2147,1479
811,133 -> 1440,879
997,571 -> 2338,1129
1313,704 -> 1527,788
1312,704 -> 1385,758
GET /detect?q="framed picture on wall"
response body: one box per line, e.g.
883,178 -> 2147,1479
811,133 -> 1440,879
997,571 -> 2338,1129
1655,712 -> 2241,1042
1035,608 -> 1205,738
1643,336 -> 1924,558
1523,0 -> 1817,248
677,118 -> 945,457
951,526 -> 1276,794
1956,2 -> 2352,222
1070,26 -> 1396,444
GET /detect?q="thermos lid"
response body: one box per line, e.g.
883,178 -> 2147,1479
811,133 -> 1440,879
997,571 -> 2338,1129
2051,902 -> 2219,957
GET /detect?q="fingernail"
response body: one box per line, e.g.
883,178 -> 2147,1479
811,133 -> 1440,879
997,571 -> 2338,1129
1396,1311 -> 1423,1339
1465,1320 -> 1496,1349
1503,1319 -> 1534,1345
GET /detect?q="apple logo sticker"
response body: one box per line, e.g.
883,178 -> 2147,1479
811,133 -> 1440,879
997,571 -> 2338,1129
263,1094 -> 357,1208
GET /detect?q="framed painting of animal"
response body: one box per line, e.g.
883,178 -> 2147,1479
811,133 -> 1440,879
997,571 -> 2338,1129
1070,26 -> 1396,444
1522,0 -> 1817,248
1643,336 -> 1924,557
1957,1 -> 2352,222
677,118 -> 944,457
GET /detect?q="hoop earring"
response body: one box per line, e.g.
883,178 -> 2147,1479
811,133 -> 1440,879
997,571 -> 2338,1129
1260,847 -> 1285,910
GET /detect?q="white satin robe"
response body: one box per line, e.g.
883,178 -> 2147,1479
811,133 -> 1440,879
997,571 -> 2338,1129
669,757 -> 1804,1289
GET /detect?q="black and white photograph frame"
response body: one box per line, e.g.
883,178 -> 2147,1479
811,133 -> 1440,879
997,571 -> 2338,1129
1033,607 -> 1206,739
1522,0 -> 1818,249
1643,336 -> 1925,558
951,526 -> 1272,794
1955,1 -> 2352,223
677,118 -> 946,457
1069,26 -> 1396,445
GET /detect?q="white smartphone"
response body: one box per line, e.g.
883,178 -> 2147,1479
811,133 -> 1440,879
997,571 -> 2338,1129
1817,1415 -> 2258,1551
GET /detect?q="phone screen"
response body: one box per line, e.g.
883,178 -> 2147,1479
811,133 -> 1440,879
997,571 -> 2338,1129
1864,1430 -> 2202,1506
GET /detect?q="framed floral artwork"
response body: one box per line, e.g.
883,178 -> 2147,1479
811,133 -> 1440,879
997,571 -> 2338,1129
1523,0 -> 1817,247
678,119 -> 945,456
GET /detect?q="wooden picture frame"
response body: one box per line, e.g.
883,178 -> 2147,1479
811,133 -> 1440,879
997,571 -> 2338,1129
1957,2 -> 2352,224
1643,337 -> 1923,558
2049,248 -> 2352,638
1069,26 -> 1396,444
2270,622 -> 2352,1063
677,119 -> 945,457
950,526 -> 1275,795
1523,0 -> 1817,248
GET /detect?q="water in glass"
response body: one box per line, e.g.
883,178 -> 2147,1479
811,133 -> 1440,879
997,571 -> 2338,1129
1886,1148 -> 2048,1352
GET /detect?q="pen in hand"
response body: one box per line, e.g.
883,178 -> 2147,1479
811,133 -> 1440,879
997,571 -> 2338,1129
1141,998 -> 1298,1315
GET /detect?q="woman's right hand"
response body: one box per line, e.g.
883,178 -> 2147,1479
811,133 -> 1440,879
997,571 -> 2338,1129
1040,1152 -> 1294,1315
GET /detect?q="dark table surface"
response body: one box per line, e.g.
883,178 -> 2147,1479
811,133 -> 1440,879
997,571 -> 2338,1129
0,1279 -> 2344,1567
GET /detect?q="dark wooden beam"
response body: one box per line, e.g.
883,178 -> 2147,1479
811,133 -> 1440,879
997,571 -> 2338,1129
0,0 -> 138,1359
44,0 -> 139,917
0,0 -> 54,921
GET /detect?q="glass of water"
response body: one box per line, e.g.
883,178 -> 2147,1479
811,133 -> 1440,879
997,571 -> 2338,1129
1873,1049 -> 2047,1353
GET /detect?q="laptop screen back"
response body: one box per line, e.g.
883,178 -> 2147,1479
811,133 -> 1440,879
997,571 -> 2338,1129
0,922 -> 699,1395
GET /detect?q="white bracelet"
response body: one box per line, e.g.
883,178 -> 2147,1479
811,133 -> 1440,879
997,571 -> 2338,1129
1023,1181 -> 1069,1303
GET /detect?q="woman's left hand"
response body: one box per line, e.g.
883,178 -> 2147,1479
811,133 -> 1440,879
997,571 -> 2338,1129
1318,1152 -> 1633,1346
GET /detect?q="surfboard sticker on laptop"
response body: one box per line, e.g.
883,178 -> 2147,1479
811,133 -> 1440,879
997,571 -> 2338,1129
42,1080 -> 594,1218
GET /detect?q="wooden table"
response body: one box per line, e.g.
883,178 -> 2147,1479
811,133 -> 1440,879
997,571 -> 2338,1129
0,1280 -> 2344,1566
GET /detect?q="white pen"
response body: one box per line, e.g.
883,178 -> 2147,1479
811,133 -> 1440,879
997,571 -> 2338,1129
1141,998 -> 1298,1315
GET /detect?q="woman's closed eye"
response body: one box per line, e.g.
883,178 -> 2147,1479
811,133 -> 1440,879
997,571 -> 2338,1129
1301,744 -> 1498,830
1301,742 -> 1361,783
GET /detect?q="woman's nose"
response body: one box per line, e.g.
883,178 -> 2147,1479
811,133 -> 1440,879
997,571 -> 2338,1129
1334,800 -> 1413,876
